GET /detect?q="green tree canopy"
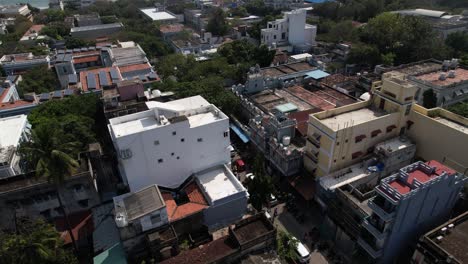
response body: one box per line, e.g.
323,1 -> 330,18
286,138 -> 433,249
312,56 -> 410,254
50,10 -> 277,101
448,101 -> 468,118
17,66 -> 60,95
207,8 -> 229,36
218,39 -> 275,67
422,89 -> 437,109
0,218 -> 78,264
277,230 -> 299,261
246,155 -> 275,210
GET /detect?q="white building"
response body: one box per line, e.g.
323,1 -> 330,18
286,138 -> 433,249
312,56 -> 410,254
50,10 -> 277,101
261,8 -> 316,52
0,114 -> 30,179
108,96 -> 231,191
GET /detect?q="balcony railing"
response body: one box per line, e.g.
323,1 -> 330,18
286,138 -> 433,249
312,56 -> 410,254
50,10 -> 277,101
362,217 -> 388,240
307,136 -> 320,149
357,237 -> 383,259
368,199 -> 396,222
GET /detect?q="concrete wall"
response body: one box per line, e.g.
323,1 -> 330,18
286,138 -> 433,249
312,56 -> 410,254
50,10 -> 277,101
408,105 -> 468,172
113,114 -> 230,191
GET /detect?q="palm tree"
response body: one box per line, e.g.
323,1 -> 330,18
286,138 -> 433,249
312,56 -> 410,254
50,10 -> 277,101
18,124 -> 80,253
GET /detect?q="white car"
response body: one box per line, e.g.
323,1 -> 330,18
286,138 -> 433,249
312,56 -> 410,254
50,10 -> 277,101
291,237 -> 311,263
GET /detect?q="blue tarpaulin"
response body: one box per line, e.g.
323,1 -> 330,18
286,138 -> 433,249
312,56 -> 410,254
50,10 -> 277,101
230,124 -> 249,143
305,70 -> 330,80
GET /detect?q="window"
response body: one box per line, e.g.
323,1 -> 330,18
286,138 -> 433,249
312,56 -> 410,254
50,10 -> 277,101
274,35 -> 277,40
181,138 -> 185,142
150,213 -> 161,225
404,96 -> 413,101
177,156 -> 180,160
355,135 -> 366,143
371,129 -> 382,138
336,142 -> 340,146
224,131 -> 229,137
407,120 -> 414,130
383,90 -> 396,98
334,159 -> 337,163
197,138 -> 203,142
171,153 -> 174,156
154,140 -> 160,145
386,125 -> 397,133
282,32 -> 286,39
172,131 -> 176,136
78,199 -> 89,208
405,105 -> 411,116
158,159 -> 163,163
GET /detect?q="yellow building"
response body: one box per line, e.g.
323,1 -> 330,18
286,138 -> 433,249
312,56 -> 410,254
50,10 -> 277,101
305,71 -> 468,177
305,72 -> 418,177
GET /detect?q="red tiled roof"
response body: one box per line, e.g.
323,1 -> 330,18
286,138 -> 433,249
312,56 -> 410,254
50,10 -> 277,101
79,66 -> 121,91
389,180 -> 411,195
118,63 -> 151,73
0,100 -> 35,110
160,236 -> 237,264
73,55 -> 100,64
22,24 -> 45,38
287,85 -> 357,111
162,182 -> 209,222
288,109 -> 321,136
55,210 -> 93,245
159,23 -> 185,34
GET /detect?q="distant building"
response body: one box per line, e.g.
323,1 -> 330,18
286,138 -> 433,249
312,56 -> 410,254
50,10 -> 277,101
0,4 -> 32,20
75,13 -> 102,27
261,8 -> 316,52
19,24 -> 47,43
70,23 -> 124,40
264,0 -> 304,10
140,8 -> 179,24
0,53 -> 50,75
412,211 -> 468,264
0,115 -> 29,179
393,9 -> 468,39
357,160 -> 467,263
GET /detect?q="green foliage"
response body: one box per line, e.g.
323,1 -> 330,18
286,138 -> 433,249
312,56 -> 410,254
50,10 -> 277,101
244,0 -> 281,16
206,8 -> 229,36
0,218 -> 77,264
218,39 -> 275,67
247,15 -> 277,40
352,12 -> 449,66
447,101 -> 468,118
313,0 -> 384,22
229,6 -> 248,17
247,155 -> 275,210
381,52 -> 396,66
277,231 -> 298,261
26,94 -> 99,155
64,37 -> 94,49
155,54 -> 241,116
17,66 -> 59,95
446,32 -> 468,56
422,89 -> 437,109
347,44 -> 381,66
0,15 -> 33,43
460,53 -> 468,67
41,22 -> 71,39
316,19 -> 360,43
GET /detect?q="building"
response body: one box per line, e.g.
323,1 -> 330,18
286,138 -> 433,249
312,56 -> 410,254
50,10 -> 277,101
357,160 -> 467,263
19,24 -> 47,43
412,211 -> 468,264
317,137 -> 416,262
264,0 -> 304,10
393,9 -> 468,39
305,72 -> 418,177
108,95 -> 232,191
0,115 -> 29,179
140,8 -> 179,24
160,214 -> 277,264
78,66 -> 123,93
0,53 -> 50,75
0,4 -> 32,20
0,155 -> 100,230
261,8 -> 316,52
70,23 -> 124,40
406,60 -> 468,107
184,9 -> 207,32
75,13 -> 102,27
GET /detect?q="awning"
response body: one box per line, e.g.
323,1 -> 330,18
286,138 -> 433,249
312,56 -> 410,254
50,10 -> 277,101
230,123 -> 249,143
454,90 -> 463,97
371,129 -> 382,136
386,125 -> 397,132
355,134 -> 367,141
305,69 -> 330,80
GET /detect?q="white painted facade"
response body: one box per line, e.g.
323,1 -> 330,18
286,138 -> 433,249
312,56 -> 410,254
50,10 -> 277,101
261,8 -> 316,50
108,96 -> 231,191
0,114 -> 29,179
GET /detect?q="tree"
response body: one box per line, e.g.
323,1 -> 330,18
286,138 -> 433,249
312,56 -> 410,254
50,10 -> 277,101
347,44 -> 381,67
206,8 -> 229,36
446,32 -> 468,56
422,89 -> 437,109
18,124 -> 81,253
0,218 -> 77,264
277,230 -> 299,261
381,52 -> 396,66
17,66 -> 60,95
218,40 -> 275,67
448,102 -> 468,118
41,22 -> 70,39
247,155 -> 275,210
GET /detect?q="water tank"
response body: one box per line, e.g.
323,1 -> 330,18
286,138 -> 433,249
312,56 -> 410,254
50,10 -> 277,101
115,212 -> 128,228
282,136 -> 291,146
152,89 -> 161,97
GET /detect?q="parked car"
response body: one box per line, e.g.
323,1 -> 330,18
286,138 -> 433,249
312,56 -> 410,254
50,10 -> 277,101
290,237 -> 311,263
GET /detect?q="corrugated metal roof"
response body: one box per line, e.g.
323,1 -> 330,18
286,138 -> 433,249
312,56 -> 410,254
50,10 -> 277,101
275,103 -> 298,113
305,69 -> 330,80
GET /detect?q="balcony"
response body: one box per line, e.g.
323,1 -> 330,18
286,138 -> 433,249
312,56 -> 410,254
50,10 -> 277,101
357,237 -> 383,259
307,135 -> 320,149
305,151 -> 318,163
362,217 -> 388,240
368,198 -> 395,222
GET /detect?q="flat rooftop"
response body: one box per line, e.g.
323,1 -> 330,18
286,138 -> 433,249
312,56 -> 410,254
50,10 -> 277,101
260,62 -> 316,78
415,68 -> 468,87
320,107 -> 388,131
393,61 -> 441,76
320,162 -> 373,191
140,8 -> 176,21
114,184 -> 165,222
375,137 -> 414,153
109,96 -> 225,138
427,212 -> 468,264
195,165 -> 246,204
434,117 -> 468,134
232,217 -> 273,244
0,114 -> 27,148
70,23 -> 123,32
